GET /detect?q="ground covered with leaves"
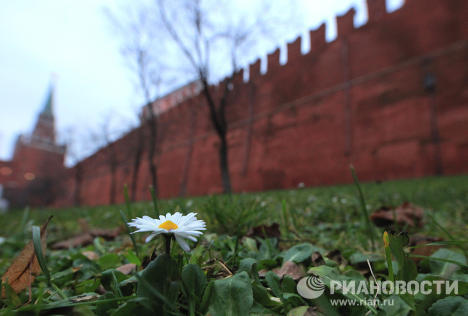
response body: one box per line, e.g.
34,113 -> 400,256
0,175 -> 467,315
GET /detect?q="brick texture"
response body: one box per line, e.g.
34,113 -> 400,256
54,0 -> 468,207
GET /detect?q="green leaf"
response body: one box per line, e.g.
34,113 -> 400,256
378,295 -> 412,316
388,232 -> 417,281
137,254 -> 178,313
287,306 -> 311,316
238,258 -> 259,281
124,250 -> 141,266
200,281 -> 214,314
428,296 -> 468,316
265,271 -> 282,298
281,243 -> 325,263
181,264 -> 207,299
251,282 -> 279,309
209,271 -> 253,316
76,278 -> 101,295
281,276 -> 297,294
308,265 -> 377,314
348,252 -> 383,265
97,253 -> 121,270
428,249 -> 466,278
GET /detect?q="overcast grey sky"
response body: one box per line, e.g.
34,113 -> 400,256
0,0 -> 403,163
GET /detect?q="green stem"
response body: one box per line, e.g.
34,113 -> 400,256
165,235 -> 172,255
350,165 -> 376,250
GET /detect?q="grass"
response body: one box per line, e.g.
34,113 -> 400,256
0,175 -> 467,315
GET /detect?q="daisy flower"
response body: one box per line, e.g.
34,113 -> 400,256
128,212 -> 206,252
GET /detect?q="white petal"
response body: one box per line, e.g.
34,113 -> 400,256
175,235 -> 191,252
145,232 -> 160,243
174,231 -> 198,242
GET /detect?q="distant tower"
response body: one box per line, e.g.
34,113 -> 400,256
1,83 -> 67,208
31,86 -> 56,144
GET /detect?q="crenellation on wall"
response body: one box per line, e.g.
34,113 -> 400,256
366,0 -> 387,23
249,58 -> 261,81
266,48 -> 280,74
287,36 -> 302,61
309,23 -> 326,52
337,8 -> 356,38
233,68 -> 244,86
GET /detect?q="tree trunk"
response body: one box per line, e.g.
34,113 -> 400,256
110,162 -> 117,204
73,163 -> 82,206
219,134 -> 231,193
147,113 -> 158,196
109,144 -> 117,205
130,127 -> 144,201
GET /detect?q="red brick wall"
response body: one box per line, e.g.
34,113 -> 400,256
55,0 -> 468,207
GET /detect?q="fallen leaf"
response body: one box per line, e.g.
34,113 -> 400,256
1,216 -> 52,297
326,249 -> 345,265
52,233 -> 93,249
410,234 -> 443,264
69,293 -> 100,303
78,218 -> 90,232
311,251 -> 325,266
89,227 -> 122,240
370,202 -> 424,228
82,251 -> 99,260
273,261 -> 305,280
51,227 -> 122,249
246,223 -> 280,239
116,263 -> 136,275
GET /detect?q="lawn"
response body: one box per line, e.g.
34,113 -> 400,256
0,175 -> 467,315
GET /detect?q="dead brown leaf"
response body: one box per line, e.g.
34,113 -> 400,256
410,234 -> 443,264
258,269 -> 268,278
311,251 -> 325,266
1,216 -> 52,297
327,249 -> 345,265
116,263 -> 136,275
82,251 -> 99,260
70,293 -> 99,303
89,227 -> 122,240
246,223 -> 280,239
78,218 -> 90,232
370,202 -> 424,228
52,233 -> 93,249
51,227 -> 122,250
273,261 -> 305,280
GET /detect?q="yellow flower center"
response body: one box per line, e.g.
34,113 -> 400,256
383,231 -> 390,248
159,220 -> 178,231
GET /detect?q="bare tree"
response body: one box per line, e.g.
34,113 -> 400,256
61,127 -> 85,206
156,0 -> 293,193
105,4 -> 168,199
88,113 -> 129,205
106,0 -> 302,195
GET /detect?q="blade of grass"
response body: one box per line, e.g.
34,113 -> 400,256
119,210 -> 139,258
19,207 -> 30,234
383,231 -> 394,282
149,185 -> 159,217
426,212 -> 467,257
409,240 -> 468,249
123,184 -> 133,219
426,212 -> 455,241
409,255 -> 468,268
350,165 -> 376,250
32,225 -> 50,283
